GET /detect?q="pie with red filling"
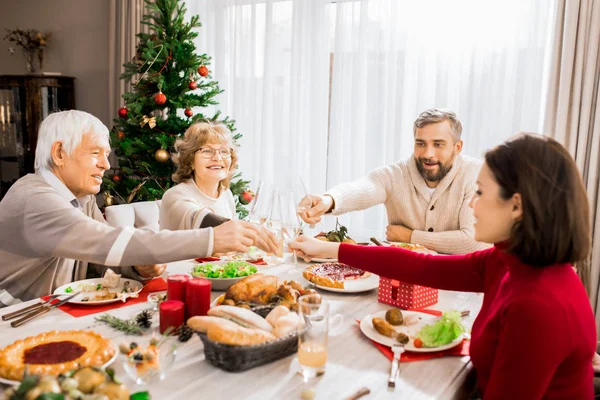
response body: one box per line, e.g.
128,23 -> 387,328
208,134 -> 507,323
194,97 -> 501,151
0,330 -> 115,381
302,262 -> 371,289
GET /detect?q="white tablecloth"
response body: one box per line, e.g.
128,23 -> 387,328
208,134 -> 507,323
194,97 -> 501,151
0,259 -> 483,400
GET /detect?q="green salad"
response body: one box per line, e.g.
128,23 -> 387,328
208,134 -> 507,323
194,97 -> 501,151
191,261 -> 257,279
415,310 -> 466,348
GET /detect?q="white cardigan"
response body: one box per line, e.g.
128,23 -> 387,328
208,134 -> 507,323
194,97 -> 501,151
160,179 -> 236,231
326,155 -> 490,254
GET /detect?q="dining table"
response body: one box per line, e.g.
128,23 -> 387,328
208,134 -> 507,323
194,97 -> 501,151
0,258 -> 483,400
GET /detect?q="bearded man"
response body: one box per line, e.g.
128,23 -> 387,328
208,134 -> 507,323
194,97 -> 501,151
299,108 -> 489,254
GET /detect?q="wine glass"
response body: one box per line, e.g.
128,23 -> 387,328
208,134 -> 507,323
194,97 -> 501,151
292,176 -> 323,237
279,191 -> 303,267
248,180 -> 275,226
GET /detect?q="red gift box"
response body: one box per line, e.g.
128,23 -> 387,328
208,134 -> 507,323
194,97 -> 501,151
378,277 -> 438,309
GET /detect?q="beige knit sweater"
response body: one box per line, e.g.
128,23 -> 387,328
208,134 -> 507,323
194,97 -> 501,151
326,155 -> 491,254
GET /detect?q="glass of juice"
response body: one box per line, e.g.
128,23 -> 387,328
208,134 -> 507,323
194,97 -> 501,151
297,294 -> 342,380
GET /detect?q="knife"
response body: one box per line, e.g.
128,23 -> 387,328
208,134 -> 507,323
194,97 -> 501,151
11,292 -> 80,328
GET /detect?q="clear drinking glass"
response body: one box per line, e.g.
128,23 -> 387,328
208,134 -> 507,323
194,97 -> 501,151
297,294 -> 343,381
248,180 -> 275,226
292,175 -> 324,237
266,187 -> 285,264
278,191 -> 302,266
121,336 -> 177,385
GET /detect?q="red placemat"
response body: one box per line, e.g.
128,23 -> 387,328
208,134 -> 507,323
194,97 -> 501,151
43,278 -> 167,318
356,308 -> 470,362
194,257 -> 268,266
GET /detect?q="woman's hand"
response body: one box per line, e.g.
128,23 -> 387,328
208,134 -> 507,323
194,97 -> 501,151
289,235 -> 340,261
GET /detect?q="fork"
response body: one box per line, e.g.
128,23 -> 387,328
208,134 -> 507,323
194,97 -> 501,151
388,343 -> 405,387
1,293 -> 77,321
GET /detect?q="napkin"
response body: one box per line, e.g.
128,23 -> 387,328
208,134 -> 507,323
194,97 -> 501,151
194,257 -> 268,266
43,278 -> 167,318
194,257 -> 221,262
356,308 -> 470,362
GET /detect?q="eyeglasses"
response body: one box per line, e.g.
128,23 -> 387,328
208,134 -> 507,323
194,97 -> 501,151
197,147 -> 232,159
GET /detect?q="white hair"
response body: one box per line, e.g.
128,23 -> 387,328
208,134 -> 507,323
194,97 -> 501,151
34,110 -> 110,172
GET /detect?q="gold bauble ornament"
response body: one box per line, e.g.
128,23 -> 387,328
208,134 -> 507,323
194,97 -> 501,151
103,191 -> 114,207
155,148 -> 170,163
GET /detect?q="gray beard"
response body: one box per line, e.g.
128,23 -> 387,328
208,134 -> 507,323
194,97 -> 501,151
415,156 -> 454,183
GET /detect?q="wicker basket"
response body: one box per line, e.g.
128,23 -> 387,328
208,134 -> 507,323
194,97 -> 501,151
198,305 -> 300,372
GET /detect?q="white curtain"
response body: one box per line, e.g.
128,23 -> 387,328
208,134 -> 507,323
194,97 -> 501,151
185,0 -> 331,198
185,0 -> 556,239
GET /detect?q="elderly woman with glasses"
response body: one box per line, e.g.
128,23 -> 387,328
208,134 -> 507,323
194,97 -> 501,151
160,121 -> 239,230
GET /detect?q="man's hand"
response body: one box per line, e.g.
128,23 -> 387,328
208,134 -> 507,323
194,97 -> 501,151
213,220 -> 259,254
256,225 -> 281,255
133,264 -> 167,278
386,224 -> 413,243
289,235 -> 340,262
297,194 -> 334,225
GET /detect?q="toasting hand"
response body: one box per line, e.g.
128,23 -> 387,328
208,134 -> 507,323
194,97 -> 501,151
297,194 -> 334,225
289,235 -> 340,262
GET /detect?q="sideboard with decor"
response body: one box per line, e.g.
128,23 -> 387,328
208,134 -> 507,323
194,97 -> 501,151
0,75 -> 75,198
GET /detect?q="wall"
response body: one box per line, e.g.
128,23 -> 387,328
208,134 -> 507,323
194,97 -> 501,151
0,0 -> 110,125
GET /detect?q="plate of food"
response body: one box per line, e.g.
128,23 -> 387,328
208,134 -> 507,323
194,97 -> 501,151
302,262 -> 378,293
359,309 -> 465,352
387,242 -> 438,255
53,273 -> 143,305
0,330 -> 118,385
190,260 -> 258,291
211,273 -> 317,311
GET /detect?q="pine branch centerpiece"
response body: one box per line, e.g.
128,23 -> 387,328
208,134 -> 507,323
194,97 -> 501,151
104,0 -> 251,218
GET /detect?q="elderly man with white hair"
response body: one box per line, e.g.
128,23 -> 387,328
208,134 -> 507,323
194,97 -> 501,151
0,110 -> 278,307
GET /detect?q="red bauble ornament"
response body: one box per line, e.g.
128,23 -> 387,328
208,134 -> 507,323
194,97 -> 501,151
117,131 -> 125,140
184,108 -> 193,117
189,81 -> 198,90
242,191 -> 253,203
154,92 -> 167,105
111,174 -> 121,182
118,107 -> 128,118
198,65 -> 209,77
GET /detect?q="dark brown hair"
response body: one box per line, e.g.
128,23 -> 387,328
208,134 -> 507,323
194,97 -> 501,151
485,133 -> 590,267
171,121 -> 237,193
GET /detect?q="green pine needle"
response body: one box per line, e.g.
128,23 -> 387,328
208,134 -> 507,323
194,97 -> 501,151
96,314 -> 144,335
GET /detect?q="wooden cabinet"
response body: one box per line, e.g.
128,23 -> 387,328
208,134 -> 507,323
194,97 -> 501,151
0,75 -> 75,198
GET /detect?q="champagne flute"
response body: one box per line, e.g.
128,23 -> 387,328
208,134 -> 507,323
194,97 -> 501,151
292,176 -> 323,237
248,180 -> 275,226
279,191 -> 302,267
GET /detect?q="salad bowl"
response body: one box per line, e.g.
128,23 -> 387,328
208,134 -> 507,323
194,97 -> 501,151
190,261 -> 258,291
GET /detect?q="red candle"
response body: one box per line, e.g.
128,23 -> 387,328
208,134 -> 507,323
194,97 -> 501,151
185,278 -> 211,319
167,274 -> 190,302
159,300 -> 185,334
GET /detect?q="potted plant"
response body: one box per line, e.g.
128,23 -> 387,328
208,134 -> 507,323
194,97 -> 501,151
4,28 -> 51,74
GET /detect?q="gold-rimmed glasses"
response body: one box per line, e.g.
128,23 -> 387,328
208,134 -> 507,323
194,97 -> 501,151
197,147 -> 232,159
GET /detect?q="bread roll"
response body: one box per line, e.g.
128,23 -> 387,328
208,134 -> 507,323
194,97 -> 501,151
266,305 -> 290,327
273,312 -> 300,338
187,316 -> 240,333
207,305 -> 273,332
207,323 -> 276,346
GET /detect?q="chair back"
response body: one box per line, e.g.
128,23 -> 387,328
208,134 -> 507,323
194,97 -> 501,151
104,200 -> 162,232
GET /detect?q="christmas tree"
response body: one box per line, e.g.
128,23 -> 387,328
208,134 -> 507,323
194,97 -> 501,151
103,0 -> 252,218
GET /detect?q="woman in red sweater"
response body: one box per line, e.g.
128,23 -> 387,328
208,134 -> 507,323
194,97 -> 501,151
291,133 -> 596,399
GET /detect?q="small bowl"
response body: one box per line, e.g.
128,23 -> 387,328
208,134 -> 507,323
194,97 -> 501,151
121,337 -> 177,385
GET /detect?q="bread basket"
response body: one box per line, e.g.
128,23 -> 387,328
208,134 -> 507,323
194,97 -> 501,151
198,305 -> 300,372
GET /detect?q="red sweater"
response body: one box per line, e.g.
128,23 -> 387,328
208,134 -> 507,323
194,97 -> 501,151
339,244 -> 596,399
